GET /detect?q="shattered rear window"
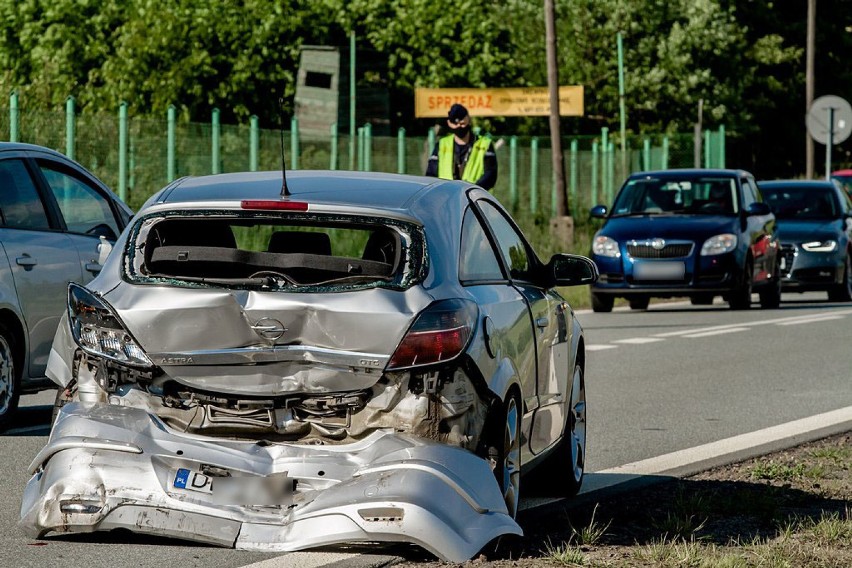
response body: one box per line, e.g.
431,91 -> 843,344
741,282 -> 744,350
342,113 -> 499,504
123,211 -> 426,291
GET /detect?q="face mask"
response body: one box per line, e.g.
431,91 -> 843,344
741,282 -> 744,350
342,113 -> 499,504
453,124 -> 471,138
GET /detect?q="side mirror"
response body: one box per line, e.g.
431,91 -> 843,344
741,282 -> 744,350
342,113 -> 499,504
590,205 -> 608,219
746,202 -> 772,216
547,254 -> 599,287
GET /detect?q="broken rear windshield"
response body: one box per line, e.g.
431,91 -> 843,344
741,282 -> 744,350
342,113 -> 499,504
124,211 -> 426,292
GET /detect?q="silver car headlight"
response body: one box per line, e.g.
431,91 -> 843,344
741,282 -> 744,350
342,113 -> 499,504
801,240 -> 837,252
701,233 -> 737,256
68,284 -> 153,368
592,235 -> 620,258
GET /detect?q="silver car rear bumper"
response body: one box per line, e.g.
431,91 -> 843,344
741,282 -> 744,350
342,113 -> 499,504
20,403 -> 521,562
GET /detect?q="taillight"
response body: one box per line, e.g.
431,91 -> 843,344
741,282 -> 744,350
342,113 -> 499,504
387,299 -> 478,370
240,200 -> 309,211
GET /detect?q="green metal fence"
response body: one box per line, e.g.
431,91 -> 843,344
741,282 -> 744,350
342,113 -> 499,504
2,94 -> 725,219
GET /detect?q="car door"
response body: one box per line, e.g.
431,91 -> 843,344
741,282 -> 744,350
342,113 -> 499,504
741,176 -> 777,283
0,157 -> 83,379
474,200 -> 570,456
32,157 -> 125,284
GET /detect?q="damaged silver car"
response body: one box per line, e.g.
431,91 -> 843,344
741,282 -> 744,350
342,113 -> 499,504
20,171 -> 597,561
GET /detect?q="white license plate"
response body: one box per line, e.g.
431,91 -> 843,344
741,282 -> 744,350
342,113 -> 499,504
634,261 -> 685,280
174,468 -> 214,494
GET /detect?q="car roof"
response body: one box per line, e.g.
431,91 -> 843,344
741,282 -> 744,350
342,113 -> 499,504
0,141 -> 72,159
626,168 -> 752,180
758,180 -> 837,189
156,170 -> 453,212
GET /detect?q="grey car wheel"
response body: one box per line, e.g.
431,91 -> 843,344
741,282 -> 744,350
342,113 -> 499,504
498,394 -> 521,518
728,261 -> 753,310
0,326 -> 20,430
566,364 -> 587,494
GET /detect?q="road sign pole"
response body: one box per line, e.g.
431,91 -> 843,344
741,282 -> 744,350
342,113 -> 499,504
826,107 -> 834,180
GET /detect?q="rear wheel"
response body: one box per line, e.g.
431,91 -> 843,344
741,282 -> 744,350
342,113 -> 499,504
828,253 -> 852,302
629,297 -> 650,310
0,325 -> 21,431
591,292 -> 614,313
491,392 -> 521,518
728,261 -> 753,310
759,260 -> 782,309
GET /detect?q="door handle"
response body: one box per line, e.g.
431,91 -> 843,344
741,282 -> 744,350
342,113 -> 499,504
16,255 -> 37,267
85,262 -> 103,274
535,317 -> 549,329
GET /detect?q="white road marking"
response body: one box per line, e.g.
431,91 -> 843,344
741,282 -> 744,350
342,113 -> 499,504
613,337 -> 664,345
682,327 -> 749,338
586,344 -> 618,351
653,308 -> 852,338
243,552 -> 367,568
776,315 -> 845,326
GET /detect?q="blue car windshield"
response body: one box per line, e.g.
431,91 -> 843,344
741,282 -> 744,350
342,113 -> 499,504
611,177 -> 738,216
761,186 -> 839,220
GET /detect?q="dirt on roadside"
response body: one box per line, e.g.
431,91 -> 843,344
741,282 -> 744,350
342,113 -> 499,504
395,432 -> 852,567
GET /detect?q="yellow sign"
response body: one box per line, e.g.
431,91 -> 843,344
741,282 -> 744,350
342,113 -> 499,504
415,86 -> 584,118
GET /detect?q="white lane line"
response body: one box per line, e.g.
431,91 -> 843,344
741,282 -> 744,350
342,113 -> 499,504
682,327 -> 749,338
777,315 -> 845,326
613,337 -> 665,345
243,552 -> 363,568
599,405 -> 852,477
653,308 -> 852,338
587,344 -> 618,351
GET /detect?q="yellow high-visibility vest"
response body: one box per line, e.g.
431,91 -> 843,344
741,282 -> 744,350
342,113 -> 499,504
437,135 -> 491,183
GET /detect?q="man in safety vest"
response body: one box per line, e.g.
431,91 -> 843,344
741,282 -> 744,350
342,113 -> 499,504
425,103 -> 498,190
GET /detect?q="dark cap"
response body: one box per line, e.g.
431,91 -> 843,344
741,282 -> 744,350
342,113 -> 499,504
448,103 -> 469,123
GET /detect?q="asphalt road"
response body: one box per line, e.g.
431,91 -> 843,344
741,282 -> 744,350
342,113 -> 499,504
1,291 -> 850,567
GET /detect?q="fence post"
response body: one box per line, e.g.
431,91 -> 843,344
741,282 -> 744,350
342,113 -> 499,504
718,124 -> 726,168
211,108 -> 221,174
509,136 -> 518,210
643,137 -> 651,170
704,129 -> 711,168
129,138 -> 136,191
357,126 -> 365,171
65,96 -> 76,159
570,139 -> 578,213
9,91 -> 18,142
249,115 -> 259,172
662,136 -> 669,169
330,122 -> 338,170
427,128 -> 436,157
290,116 -> 299,170
530,137 -> 539,214
601,127 -> 609,202
397,127 -> 406,174
591,141 -> 599,206
118,102 -> 128,201
167,105 -> 176,181
364,122 -> 372,171
608,141 -> 616,203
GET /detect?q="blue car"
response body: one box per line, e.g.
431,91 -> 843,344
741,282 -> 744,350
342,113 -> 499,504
589,169 -> 781,312
758,180 -> 852,302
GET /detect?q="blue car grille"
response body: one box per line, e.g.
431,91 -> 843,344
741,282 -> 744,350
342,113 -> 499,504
627,242 -> 694,259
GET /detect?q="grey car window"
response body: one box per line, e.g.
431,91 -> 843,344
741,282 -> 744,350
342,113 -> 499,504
0,159 -> 50,230
39,163 -> 120,239
741,178 -> 757,208
459,207 -> 503,281
477,201 -> 532,280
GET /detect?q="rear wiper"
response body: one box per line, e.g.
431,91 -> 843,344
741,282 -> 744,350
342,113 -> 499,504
153,275 -> 285,288
311,274 -> 394,286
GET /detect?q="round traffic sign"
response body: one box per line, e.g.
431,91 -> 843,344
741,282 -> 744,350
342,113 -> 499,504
806,95 -> 852,145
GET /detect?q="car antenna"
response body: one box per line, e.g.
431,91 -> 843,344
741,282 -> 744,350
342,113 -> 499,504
278,96 -> 291,197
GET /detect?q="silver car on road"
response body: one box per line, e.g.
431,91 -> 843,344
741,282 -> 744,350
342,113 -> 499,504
21,171 -> 596,560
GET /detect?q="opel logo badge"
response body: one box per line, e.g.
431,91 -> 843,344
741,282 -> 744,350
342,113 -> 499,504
251,317 -> 287,341
650,238 -> 666,250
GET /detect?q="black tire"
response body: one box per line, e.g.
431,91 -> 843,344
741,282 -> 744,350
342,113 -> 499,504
759,263 -> 782,309
827,253 -> 852,302
728,261 -> 753,310
524,365 -> 586,497
491,392 -> 522,518
629,297 -> 650,310
690,294 -> 714,306
591,292 -> 614,313
0,324 -> 21,431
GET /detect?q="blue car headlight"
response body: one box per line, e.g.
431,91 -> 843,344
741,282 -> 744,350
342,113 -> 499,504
592,236 -> 620,258
701,233 -> 737,256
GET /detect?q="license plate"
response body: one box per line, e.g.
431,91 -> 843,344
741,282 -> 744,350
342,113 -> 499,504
174,468 -> 214,494
634,261 -> 685,280
780,257 -> 787,270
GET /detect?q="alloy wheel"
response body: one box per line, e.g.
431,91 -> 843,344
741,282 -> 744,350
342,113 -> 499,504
501,395 -> 521,518
568,365 -> 586,485
0,334 -> 15,417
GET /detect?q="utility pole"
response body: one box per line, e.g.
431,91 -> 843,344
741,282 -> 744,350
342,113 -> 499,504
805,0 -> 816,178
544,0 -> 573,245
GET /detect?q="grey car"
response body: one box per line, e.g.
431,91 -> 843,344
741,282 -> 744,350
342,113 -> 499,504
0,142 -> 132,428
20,170 -> 596,560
